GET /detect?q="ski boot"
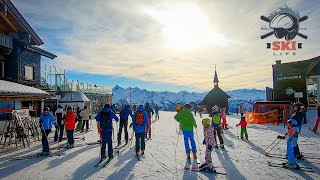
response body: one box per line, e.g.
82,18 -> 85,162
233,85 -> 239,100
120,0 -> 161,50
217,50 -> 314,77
295,154 -> 303,160
283,163 -> 299,169
37,152 -> 51,157
220,144 -> 225,149
199,161 -> 211,169
200,162 -> 216,172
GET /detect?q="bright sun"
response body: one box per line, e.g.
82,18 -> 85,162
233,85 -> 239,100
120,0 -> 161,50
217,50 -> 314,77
144,3 -> 222,50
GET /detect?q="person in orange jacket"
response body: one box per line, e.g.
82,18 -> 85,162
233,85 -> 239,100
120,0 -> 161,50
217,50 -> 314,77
65,106 -> 77,148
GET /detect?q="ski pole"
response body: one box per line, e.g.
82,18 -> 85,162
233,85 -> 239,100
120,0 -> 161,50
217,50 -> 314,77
129,130 -> 135,149
112,127 -> 114,140
174,130 -> 180,179
300,132 -> 310,139
236,126 -> 239,139
58,128 -> 61,157
266,139 -> 282,154
258,138 -> 279,157
195,127 -> 202,159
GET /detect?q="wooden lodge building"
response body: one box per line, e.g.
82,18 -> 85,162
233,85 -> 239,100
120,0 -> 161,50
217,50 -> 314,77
199,68 -> 231,113
0,0 -> 55,120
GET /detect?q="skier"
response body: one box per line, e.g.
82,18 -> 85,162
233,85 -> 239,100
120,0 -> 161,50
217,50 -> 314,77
174,104 -> 198,167
176,103 -> 182,113
311,104 -> 320,133
210,105 -> 224,149
236,116 -> 248,140
65,106 -> 77,148
95,104 -> 119,162
290,102 -> 305,159
39,107 -> 59,156
221,108 -> 228,129
236,107 -> 239,115
199,118 -> 217,172
118,104 -> 133,146
154,104 -> 160,120
54,105 -> 65,142
80,106 -> 91,132
277,119 -> 300,169
145,103 -> 154,139
132,104 -> 149,160
239,105 -> 244,117
76,107 -> 82,131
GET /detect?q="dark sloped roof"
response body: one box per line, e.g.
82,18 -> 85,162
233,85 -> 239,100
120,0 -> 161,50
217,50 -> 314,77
3,0 -> 43,45
59,91 -> 91,103
0,80 -> 50,97
200,86 -> 230,105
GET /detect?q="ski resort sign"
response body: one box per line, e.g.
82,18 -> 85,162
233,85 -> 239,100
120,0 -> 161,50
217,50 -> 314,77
260,4 -> 308,56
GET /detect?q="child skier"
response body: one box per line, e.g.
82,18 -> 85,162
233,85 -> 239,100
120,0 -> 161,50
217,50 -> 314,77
199,118 -> 217,172
290,102 -> 305,159
210,105 -> 224,149
65,106 -> 77,148
174,104 -> 198,167
39,107 -> 59,156
221,108 -> 228,129
132,105 -> 149,160
277,119 -> 300,169
236,116 -> 248,140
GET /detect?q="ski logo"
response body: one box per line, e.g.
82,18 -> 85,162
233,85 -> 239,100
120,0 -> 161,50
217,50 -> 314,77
260,4 -> 308,56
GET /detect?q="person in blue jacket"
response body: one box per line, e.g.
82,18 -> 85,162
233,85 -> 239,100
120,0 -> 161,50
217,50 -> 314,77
118,104 -> 133,146
39,107 -> 58,155
132,105 -> 149,159
96,104 -> 119,162
277,119 -> 300,169
290,102 -> 305,159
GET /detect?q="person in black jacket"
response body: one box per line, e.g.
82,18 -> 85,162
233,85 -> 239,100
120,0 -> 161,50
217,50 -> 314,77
144,102 -> 154,139
54,105 -> 65,142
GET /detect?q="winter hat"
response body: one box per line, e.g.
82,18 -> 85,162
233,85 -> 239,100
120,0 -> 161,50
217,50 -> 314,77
202,118 -> 211,126
104,104 -> 111,108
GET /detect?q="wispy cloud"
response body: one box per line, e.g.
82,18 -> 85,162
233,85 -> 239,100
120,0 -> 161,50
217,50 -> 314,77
12,0 -> 320,91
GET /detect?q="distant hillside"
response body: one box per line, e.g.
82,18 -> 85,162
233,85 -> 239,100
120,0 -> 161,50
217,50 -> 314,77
112,85 -> 265,113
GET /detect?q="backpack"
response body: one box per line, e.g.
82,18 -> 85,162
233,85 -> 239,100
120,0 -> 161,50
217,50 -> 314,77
212,114 -> 221,125
99,112 -> 111,129
136,111 -> 144,125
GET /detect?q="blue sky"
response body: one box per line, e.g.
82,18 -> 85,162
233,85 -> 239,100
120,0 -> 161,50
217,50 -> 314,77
12,0 -> 320,92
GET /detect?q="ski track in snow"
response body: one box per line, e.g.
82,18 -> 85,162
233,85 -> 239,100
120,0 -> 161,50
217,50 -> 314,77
0,111 -> 319,180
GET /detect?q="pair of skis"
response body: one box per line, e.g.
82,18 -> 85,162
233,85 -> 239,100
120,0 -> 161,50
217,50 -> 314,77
11,151 -> 66,160
268,161 -> 314,172
265,152 -> 320,160
185,159 -> 227,175
94,150 -> 120,167
95,143 -> 128,167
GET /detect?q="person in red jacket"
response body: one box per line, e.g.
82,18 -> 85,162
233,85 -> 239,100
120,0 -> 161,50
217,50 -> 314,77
65,106 -> 77,148
236,116 -> 248,140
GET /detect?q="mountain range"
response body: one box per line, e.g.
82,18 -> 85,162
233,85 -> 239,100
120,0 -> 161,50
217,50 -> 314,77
112,85 -> 266,113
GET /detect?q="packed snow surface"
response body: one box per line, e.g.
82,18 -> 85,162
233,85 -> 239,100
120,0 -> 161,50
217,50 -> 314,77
0,111 -> 319,180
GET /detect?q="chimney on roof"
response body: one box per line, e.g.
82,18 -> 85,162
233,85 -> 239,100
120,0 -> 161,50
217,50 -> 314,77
275,60 -> 281,65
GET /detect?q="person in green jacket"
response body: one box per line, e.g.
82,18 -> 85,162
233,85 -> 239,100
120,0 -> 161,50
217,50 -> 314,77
174,104 -> 198,165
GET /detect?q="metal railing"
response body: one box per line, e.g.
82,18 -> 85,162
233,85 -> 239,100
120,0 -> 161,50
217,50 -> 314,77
40,63 -> 112,95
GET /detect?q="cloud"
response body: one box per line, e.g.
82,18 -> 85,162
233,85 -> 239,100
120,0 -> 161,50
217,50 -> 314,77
12,0 -> 320,91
